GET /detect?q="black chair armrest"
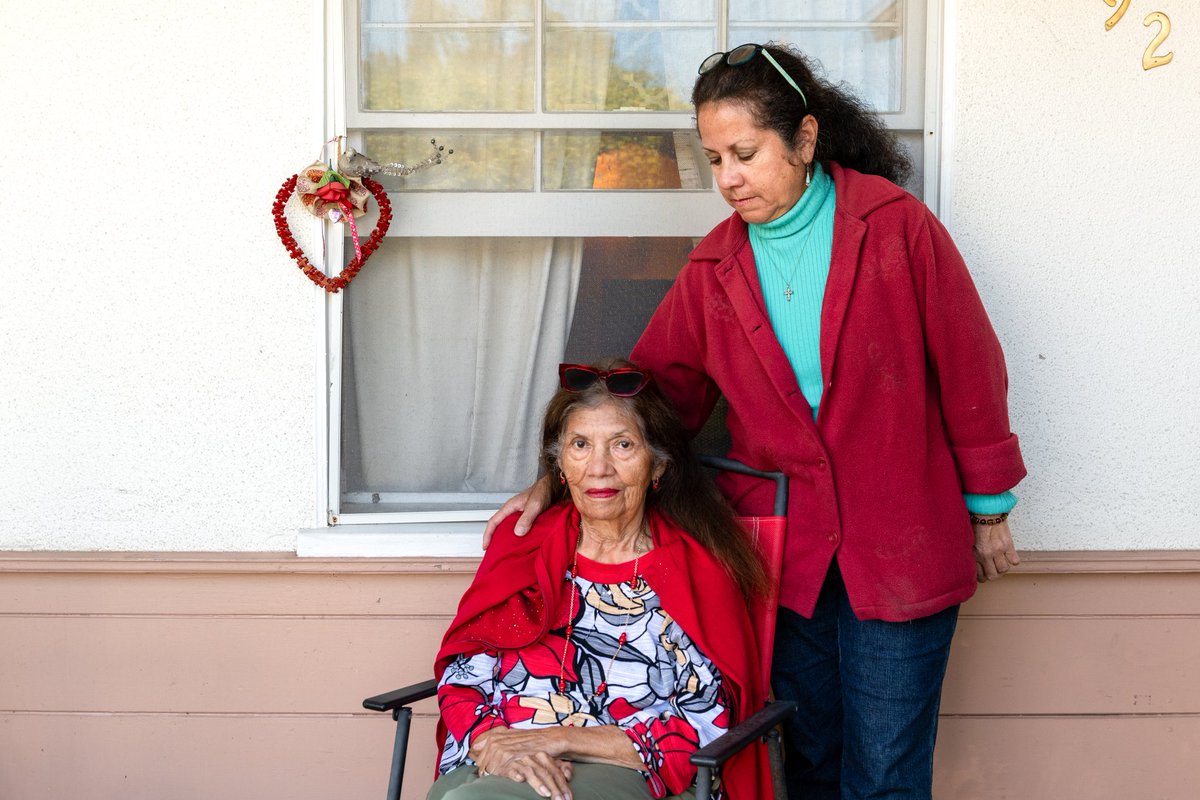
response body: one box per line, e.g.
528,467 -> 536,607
698,455 -> 789,516
689,699 -> 797,769
363,679 -> 439,712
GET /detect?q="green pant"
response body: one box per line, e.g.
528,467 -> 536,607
427,763 -> 697,800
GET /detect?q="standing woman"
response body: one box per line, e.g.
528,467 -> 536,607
488,43 -> 1026,799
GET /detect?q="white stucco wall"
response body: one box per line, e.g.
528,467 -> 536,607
1,2 -> 1196,552
0,2 -> 320,550
950,1 -> 1200,549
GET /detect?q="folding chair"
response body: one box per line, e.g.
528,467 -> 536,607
691,455 -> 794,800
362,456 -> 795,800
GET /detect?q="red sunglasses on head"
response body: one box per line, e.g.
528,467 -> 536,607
558,364 -> 652,397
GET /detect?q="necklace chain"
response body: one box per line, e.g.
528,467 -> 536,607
556,526 -> 645,706
771,235 -> 811,303
760,193 -> 820,303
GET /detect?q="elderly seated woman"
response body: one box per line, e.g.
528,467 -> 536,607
429,360 -> 772,800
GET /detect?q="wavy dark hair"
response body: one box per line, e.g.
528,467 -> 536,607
692,42 -> 912,186
541,358 -> 769,600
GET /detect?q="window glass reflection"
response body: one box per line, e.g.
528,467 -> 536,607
544,27 -> 710,112
729,0 -> 898,23
363,131 -> 535,192
546,0 -> 713,22
363,0 -> 534,24
544,131 -> 710,191
361,26 -> 533,111
731,26 -> 901,113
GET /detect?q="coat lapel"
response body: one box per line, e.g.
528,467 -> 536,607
820,207 -> 867,393
714,240 -> 822,438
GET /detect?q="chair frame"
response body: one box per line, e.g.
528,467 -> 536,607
690,455 -> 793,799
362,455 -> 794,800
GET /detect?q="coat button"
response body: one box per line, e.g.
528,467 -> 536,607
827,532 -> 838,543
817,458 -> 827,469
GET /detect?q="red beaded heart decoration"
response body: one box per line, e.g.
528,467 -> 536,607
272,173 -> 392,294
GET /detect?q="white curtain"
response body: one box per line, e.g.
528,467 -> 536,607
342,237 -> 583,494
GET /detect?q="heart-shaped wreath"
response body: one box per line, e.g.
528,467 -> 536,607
272,169 -> 391,294
271,139 -> 450,294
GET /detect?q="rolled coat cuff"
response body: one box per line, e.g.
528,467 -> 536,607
952,433 -> 1027,494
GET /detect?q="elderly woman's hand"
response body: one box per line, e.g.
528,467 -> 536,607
972,518 -> 1020,582
470,728 -> 574,800
482,474 -> 553,548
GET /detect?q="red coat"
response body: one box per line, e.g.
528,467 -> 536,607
631,163 -> 1026,622
436,503 -> 770,799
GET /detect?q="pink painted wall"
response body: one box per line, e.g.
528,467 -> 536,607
1,552 -> 1197,799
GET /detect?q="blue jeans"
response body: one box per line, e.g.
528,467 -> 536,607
771,563 -> 959,800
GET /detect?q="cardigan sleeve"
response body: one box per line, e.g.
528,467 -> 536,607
631,269 -> 723,436
913,209 -> 1027,494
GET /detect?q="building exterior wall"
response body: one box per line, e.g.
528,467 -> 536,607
2,3 -> 1199,796
949,1 -> 1200,550
2,2 -> 1197,554
2,552 -> 1197,800
1,1 -> 320,552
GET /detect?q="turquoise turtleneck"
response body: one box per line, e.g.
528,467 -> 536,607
749,162 -> 835,419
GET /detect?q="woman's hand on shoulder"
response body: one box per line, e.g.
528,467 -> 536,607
972,518 -> 1020,583
470,728 -> 574,799
482,474 -> 553,549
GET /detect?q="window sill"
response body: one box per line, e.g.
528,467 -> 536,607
297,522 -> 488,558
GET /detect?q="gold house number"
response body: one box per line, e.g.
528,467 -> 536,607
1102,0 -> 1175,69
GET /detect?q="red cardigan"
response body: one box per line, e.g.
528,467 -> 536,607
631,163 -> 1026,622
435,503 -> 770,799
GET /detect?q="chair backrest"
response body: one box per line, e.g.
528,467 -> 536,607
699,455 -> 788,691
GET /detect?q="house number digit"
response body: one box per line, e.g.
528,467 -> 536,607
1100,2 -> 1175,70
1142,12 -> 1174,69
1103,0 -> 1132,31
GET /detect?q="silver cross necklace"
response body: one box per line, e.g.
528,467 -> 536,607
769,228 -> 816,303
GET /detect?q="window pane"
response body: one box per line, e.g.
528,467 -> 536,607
543,131 -> 711,191
339,236 -> 709,508
362,131 -> 535,191
546,0 -> 714,22
544,27 -> 712,111
731,25 -> 901,113
361,28 -> 534,111
729,0 -> 899,23
364,0 -> 535,24
338,1 -> 927,517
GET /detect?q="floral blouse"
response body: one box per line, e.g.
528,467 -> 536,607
436,552 -> 732,798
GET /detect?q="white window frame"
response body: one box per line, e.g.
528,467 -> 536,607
300,0 -> 946,556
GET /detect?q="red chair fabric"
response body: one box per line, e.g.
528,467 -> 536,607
737,514 -> 787,691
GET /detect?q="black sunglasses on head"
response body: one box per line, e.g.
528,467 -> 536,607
698,43 -> 808,108
558,364 -> 652,397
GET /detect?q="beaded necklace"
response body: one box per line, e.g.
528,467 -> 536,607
556,526 -> 646,701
